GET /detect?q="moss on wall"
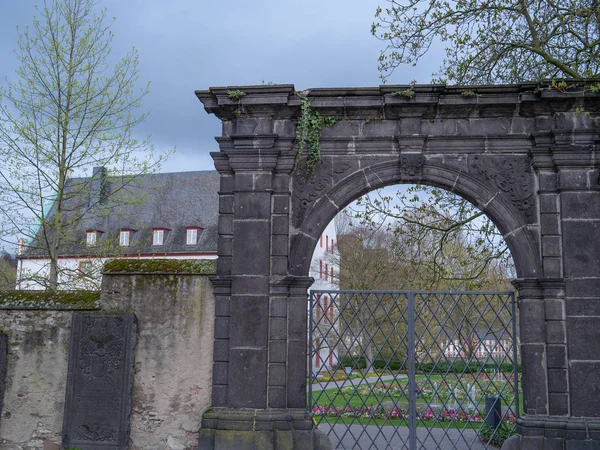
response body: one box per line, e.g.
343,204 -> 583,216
103,258 -> 217,275
0,290 -> 101,309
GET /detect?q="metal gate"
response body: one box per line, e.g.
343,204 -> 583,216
308,290 -> 519,450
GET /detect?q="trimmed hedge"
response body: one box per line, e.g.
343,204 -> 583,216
337,356 -> 405,371
418,361 -> 521,374
335,357 -> 520,374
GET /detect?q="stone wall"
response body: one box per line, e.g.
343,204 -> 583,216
0,261 -> 215,449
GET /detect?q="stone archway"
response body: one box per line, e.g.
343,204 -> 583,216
196,84 -> 600,449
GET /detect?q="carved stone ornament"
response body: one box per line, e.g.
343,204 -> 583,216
470,156 -> 534,211
400,153 -> 425,179
292,158 -> 352,225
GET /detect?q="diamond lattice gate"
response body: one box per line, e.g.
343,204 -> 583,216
308,290 -> 520,450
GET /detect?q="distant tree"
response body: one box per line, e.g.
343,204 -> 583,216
332,205 -> 512,371
350,186 -> 514,288
0,0 -> 168,289
0,252 -> 17,290
372,0 -> 600,84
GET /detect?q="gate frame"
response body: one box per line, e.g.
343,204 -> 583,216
195,83 -> 600,450
308,289 -> 520,450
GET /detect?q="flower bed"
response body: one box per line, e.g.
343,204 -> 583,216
312,403 -> 517,426
312,404 -> 485,423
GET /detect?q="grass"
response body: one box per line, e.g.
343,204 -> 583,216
309,372 -> 522,429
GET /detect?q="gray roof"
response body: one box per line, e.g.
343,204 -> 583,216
21,170 -> 219,258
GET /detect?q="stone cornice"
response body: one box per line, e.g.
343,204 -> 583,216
196,81 -> 600,122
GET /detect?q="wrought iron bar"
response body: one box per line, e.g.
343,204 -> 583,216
308,289 -> 518,450
511,291 -> 520,419
407,291 -> 417,450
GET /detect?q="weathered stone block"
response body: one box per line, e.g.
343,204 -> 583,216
0,333 -> 6,427
563,221 -> 600,277
566,279 -> 600,299
269,317 -> 287,340
567,317 -> 600,360
213,362 -> 229,385
268,363 -> 286,386
546,320 -> 566,344
545,299 -> 565,320
561,192 -> 600,219
269,340 -> 287,364
543,257 -> 563,278
547,345 -> 567,369
539,194 -> 559,213
542,236 -> 562,258
219,194 -> 234,214
215,297 -> 231,317
548,369 -> 568,393
218,214 -> 234,235
231,275 -> 269,295
541,214 -> 560,235
214,317 -> 230,339
272,195 -> 290,214
287,297 -> 307,340
566,297 -> 600,316
212,385 -> 228,407
228,348 -> 267,408
286,340 -> 307,409
270,297 -> 288,318
271,256 -> 288,276
272,215 -> 289,235
62,313 -> 136,450
271,235 -> 289,256
520,299 -> 546,343
521,343 -> 548,415
235,192 -> 272,219
559,170 -> 588,190
232,221 -> 271,275
268,386 -> 286,408
214,339 -> 230,362
538,172 -> 559,192
571,362 -> 600,417
229,296 -> 269,347
548,393 -> 569,416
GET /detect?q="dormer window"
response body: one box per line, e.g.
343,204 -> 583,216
186,228 -> 200,245
86,231 -> 97,246
119,230 -> 130,247
152,229 -> 165,246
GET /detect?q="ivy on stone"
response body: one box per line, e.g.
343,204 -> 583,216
295,96 -> 342,175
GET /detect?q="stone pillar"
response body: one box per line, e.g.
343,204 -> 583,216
506,143 -> 600,449
198,129 -> 330,449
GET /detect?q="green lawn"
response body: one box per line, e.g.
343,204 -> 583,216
309,373 -> 522,429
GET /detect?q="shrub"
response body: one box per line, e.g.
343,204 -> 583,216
479,423 -> 515,448
338,356 -> 366,370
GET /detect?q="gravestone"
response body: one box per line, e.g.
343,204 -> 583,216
62,313 -> 136,449
0,333 -> 7,425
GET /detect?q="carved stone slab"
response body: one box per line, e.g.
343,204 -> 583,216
0,333 -> 7,426
62,313 -> 136,449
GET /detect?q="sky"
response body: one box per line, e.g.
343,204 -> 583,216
0,0 -> 441,173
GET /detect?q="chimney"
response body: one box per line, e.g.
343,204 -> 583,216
90,166 -> 107,206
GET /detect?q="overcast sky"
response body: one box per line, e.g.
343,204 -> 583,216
0,0 -> 442,173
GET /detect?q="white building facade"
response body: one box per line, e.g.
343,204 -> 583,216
309,219 -> 339,372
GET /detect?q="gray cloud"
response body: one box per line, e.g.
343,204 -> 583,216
0,0 -> 441,173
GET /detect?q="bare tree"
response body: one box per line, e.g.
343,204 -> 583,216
0,0 -> 169,289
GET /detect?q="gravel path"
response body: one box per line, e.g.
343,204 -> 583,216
319,423 -> 491,450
